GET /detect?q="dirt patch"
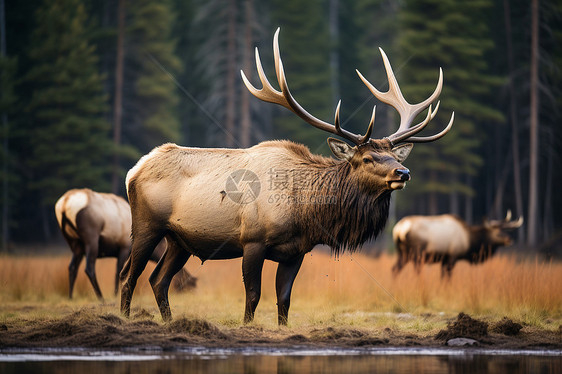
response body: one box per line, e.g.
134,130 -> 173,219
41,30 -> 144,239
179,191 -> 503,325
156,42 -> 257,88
0,307 -> 560,351
435,313 -> 488,341
491,317 -> 523,336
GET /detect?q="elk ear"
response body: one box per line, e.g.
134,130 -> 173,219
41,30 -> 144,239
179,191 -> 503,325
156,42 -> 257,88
391,143 -> 413,162
327,138 -> 355,161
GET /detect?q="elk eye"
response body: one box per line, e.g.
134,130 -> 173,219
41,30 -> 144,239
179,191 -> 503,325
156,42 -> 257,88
362,157 -> 372,164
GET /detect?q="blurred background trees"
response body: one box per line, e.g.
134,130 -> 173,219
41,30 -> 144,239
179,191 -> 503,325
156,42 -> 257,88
0,0 -> 561,254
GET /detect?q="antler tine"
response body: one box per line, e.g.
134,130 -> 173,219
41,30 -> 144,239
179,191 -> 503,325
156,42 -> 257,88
502,215 -> 524,229
240,47 -> 284,107
241,28 -> 366,145
334,100 -> 342,134
387,103 -> 436,145
359,106 -> 376,144
357,48 -> 453,144
505,210 -> 512,222
407,112 -> 454,143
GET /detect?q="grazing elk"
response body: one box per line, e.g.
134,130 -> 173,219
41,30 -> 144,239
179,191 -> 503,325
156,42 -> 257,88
120,28 -> 454,325
55,188 -> 196,299
392,211 -> 524,277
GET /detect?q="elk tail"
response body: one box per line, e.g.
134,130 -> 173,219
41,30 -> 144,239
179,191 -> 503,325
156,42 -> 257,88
61,212 -> 79,237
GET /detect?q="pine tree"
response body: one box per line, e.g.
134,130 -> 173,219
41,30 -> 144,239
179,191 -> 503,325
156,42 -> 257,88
24,0 -> 112,210
270,0 -> 332,150
122,0 -> 182,158
0,56 -> 17,249
172,0 -> 208,147
189,0 -> 270,148
395,0 -> 502,217
353,0 -> 400,140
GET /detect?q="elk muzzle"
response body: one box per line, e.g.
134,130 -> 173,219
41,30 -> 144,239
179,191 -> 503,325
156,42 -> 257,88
387,168 -> 410,190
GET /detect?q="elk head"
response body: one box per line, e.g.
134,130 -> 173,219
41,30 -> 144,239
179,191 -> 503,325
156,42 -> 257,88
241,28 -> 454,193
483,210 -> 524,246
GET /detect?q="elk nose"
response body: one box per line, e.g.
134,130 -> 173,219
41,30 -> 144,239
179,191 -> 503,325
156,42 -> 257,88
395,168 -> 410,181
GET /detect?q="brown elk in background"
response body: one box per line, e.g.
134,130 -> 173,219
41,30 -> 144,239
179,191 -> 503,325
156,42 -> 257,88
392,211 -> 524,277
120,28 -> 454,325
55,189 -> 196,299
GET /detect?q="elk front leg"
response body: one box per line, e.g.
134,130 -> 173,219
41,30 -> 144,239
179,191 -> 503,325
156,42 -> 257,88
275,255 -> 304,326
440,256 -> 455,279
242,243 -> 265,323
149,239 -> 191,322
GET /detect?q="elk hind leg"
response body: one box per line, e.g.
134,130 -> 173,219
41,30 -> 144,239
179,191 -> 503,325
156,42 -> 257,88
115,248 -> 130,296
242,243 -> 265,323
391,241 -> 407,276
275,255 -> 304,326
121,231 -> 164,318
68,241 -> 84,299
82,236 -> 104,300
149,237 -> 190,322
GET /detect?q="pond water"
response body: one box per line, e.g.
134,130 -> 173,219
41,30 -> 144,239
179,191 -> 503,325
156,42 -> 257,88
0,347 -> 560,374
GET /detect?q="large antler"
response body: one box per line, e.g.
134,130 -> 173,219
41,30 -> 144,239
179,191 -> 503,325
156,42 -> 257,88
356,49 -> 455,145
241,28 -> 374,146
485,210 -> 524,229
502,210 -> 524,229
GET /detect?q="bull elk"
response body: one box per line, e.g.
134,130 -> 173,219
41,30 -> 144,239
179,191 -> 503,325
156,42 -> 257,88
392,211 -> 524,277
55,188 -> 196,299
120,28 -> 454,325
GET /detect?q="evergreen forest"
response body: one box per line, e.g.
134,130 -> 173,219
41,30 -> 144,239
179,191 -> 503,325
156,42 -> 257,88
1,0 -> 561,254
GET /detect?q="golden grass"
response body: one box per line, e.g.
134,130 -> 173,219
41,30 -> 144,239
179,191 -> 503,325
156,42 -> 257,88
0,250 -> 560,330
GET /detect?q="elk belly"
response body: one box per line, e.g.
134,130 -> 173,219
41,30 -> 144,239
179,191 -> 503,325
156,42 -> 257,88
95,194 -> 132,246
422,219 -> 470,256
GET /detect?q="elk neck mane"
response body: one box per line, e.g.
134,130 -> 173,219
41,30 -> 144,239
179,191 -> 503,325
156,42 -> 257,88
278,141 -> 392,256
466,224 -> 500,259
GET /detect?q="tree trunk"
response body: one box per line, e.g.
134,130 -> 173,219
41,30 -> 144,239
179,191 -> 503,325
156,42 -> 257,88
503,0 -> 525,243
0,0 -> 8,251
428,170 -> 438,215
112,0 -> 126,195
527,0 -> 540,246
240,0 -> 253,148
225,0 -> 237,147
543,128 -> 553,241
491,147 -> 512,219
450,175 -> 459,216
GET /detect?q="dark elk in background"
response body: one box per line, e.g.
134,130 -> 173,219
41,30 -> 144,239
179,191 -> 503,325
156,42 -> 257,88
120,29 -> 454,325
55,189 -> 196,299
392,211 -> 524,277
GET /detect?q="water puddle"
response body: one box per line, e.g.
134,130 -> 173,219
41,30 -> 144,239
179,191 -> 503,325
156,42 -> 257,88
0,347 -> 560,374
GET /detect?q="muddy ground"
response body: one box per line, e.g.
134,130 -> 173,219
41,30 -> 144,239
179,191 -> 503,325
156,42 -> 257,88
0,305 -> 560,351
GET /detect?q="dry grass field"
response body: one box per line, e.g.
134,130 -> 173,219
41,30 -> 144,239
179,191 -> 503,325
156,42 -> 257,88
0,248 -> 560,333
